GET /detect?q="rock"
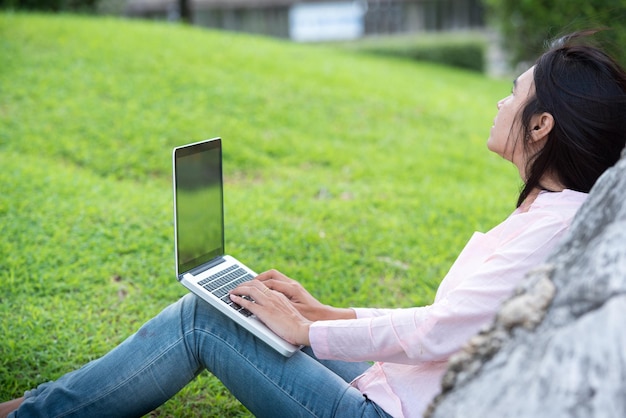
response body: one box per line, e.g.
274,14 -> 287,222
426,148 -> 626,418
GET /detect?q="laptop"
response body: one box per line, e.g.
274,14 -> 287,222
172,137 -> 301,357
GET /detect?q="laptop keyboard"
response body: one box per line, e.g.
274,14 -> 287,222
197,264 -> 254,317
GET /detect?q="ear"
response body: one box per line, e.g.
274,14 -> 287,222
529,112 -> 554,143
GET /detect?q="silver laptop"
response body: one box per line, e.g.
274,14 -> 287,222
173,137 -> 300,357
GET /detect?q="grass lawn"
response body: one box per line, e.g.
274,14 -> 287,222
0,12 -> 516,416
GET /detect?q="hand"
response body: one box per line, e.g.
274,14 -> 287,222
229,279 -> 313,346
254,269 -> 356,321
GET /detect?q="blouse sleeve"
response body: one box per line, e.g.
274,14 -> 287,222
309,212 -> 571,364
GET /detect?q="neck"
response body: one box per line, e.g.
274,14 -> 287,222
538,172 -> 565,193
519,187 -> 542,212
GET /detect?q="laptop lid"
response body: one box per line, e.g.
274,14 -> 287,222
173,137 -> 225,278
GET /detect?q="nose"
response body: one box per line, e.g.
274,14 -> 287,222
497,98 -> 505,109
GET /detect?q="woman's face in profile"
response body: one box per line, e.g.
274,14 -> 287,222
487,66 -> 536,175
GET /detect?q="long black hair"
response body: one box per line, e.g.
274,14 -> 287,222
516,30 -> 626,207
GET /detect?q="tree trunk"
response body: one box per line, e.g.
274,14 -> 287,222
179,0 -> 192,24
427,146 -> 626,417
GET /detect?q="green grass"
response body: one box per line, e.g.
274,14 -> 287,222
0,12 -> 516,416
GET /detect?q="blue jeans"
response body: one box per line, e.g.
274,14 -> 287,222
11,294 -> 392,418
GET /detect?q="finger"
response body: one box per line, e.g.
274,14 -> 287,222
255,269 -> 289,283
249,279 -> 273,295
231,280 -> 271,302
258,284 -> 273,297
261,279 -> 292,296
229,293 -> 260,313
230,282 -> 254,296
231,276 -> 264,293
229,284 -> 275,311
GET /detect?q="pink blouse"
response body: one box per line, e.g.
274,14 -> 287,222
309,190 -> 588,417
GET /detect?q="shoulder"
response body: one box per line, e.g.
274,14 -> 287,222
488,189 -> 588,246
527,189 -> 588,217
514,189 -> 587,225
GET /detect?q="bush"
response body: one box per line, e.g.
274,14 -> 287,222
403,42 -> 485,73
336,33 -> 487,73
484,0 -> 626,68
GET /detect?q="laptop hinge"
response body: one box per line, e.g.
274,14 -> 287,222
186,256 -> 227,277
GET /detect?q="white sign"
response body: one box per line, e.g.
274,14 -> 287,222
289,1 -> 367,42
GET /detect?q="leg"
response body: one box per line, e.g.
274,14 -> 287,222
11,294 -> 390,418
156,296 -> 390,418
0,398 -> 23,418
12,295 -> 205,417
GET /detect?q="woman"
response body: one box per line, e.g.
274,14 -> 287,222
3,31 -> 626,418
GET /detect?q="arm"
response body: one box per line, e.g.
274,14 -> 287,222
310,213 -> 572,364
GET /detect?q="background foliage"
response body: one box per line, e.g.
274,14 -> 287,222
4,0 -> 626,72
484,0 -> 626,68
0,0 -> 97,12
0,13 -> 515,416
337,32 -> 487,73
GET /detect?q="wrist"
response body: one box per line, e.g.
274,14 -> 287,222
322,306 -> 356,321
302,321 -> 312,346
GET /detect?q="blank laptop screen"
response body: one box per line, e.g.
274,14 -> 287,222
175,139 -> 224,274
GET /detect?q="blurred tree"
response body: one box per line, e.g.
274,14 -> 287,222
179,0 -> 191,23
1,0 -> 97,12
484,0 -> 626,68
